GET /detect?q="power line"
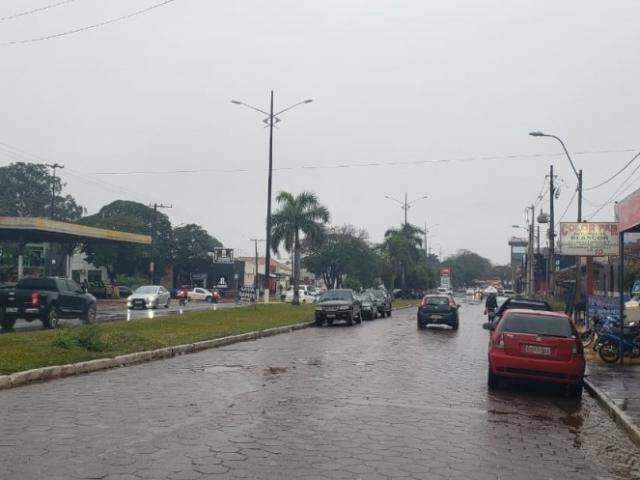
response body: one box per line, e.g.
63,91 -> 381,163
586,161 -> 640,219
2,0 -> 178,46
584,151 -> 640,191
1,0 -> 79,22
86,147 -> 640,176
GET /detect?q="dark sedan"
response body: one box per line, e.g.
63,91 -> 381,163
315,289 -> 362,326
417,294 -> 460,330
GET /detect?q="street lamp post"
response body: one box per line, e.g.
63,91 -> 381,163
232,92 -> 313,303
385,193 -> 428,226
530,131 -> 585,301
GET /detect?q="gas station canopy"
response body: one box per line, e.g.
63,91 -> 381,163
0,217 -> 151,245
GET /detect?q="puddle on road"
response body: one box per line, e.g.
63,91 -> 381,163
263,366 -> 287,375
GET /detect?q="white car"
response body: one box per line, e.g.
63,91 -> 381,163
187,287 -> 214,302
127,285 -> 171,310
284,286 -> 316,303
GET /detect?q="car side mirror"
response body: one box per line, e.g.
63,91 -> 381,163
482,322 -> 494,331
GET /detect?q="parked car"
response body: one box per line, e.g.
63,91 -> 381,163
491,297 -> 552,325
503,289 -> 517,297
116,285 -> 133,298
315,289 -> 362,326
127,285 -> 171,310
483,309 -> 585,397
417,294 -> 460,330
366,289 -> 392,317
358,292 -> 378,320
284,286 -> 316,303
0,277 -> 97,331
88,280 -> 113,299
187,287 -> 215,302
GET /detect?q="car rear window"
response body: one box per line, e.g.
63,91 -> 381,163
424,296 -> 449,305
500,313 -> 573,337
16,278 -> 57,291
506,301 -> 550,311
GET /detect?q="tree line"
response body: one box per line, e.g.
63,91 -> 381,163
0,162 -> 506,294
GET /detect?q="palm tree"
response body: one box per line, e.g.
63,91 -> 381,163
271,191 -> 330,305
382,223 -> 424,291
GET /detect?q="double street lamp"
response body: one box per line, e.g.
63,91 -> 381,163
384,193 -> 428,226
232,92 -> 313,303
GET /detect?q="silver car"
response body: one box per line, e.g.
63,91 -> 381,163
127,285 -> 171,310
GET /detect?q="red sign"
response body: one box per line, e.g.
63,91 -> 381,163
616,188 -> 640,232
440,267 -> 450,275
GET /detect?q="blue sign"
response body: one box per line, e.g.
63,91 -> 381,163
587,294 -> 630,319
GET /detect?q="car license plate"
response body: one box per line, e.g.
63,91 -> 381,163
430,315 -> 442,320
5,307 -> 18,313
326,314 -> 336,318
524,344 -> 552,356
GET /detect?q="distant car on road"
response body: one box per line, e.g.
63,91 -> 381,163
484,309 -> 585,397
315,289 -> 362,326
127,285 -> 171,310
0,277 -> 97,331
187,287 -> 215,302
284,286 -> 316,303
502,289 -> 517,298
417,294 -> 460,330
491,297 -> 552,326
366,289 -> 392,317
358,292 -> 378,320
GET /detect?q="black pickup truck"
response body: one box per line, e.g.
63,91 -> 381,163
0,277 -> 97,331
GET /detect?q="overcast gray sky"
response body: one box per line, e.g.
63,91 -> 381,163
0,0 -> 638,264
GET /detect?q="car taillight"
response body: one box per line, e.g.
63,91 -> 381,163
449,299 -> 456,309
31,291 -> 40,307
494,334 -> 504,350
420,297 -> 427,307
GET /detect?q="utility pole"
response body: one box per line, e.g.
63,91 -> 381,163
250,239 -> 265,308
149,203 -> 172,284
528,205 -> 535,296
45,163 -> 64,220
548,164 -> 556,295
384,193 -> 428,227
232,93 -> 313,304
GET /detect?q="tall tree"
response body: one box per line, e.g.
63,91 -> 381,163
271,191 -> 330,305
0,162 -> 84,220
172,224 -> 222,285
444,249 -> 493,287
303,225 -> 381,289
80,201 -> 172,283
381,223 -> 424,290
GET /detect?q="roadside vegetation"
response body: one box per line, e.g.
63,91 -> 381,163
0,304 -> 314,375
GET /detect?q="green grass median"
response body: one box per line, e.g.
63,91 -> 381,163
0,304 -> 314,375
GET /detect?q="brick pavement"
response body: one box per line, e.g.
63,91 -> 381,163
0,304 -> 639,479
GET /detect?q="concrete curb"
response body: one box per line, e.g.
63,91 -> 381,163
584,377 -> 640,447
0,321 -> 313,391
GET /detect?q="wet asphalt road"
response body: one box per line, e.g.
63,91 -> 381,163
1,303 -> 639,479
12,300 -> 238,331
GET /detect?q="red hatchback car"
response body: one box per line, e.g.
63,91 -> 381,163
485,309 -> 585,397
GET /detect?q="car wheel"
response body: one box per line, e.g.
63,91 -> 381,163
487,369 -> 499,390
567,382 -> 583,399
451,321 -> 459,330
356,311 -> 362,324
315,315 -> 324,327
387,309 -> 392,317
0,309 -> 16,332
42,307 -> 60,329
379,309 -> 386,318
417,320 -> 425,330
327,319 -> 334,326
82,303 -> 97,324
206,296 -> 213,303
346,312 -> 354,326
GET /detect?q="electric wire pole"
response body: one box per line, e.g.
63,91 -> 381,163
548,164 -> 556,295
149,203 -> 172,284
45,163 -> 64,220
250,239 -> 265,306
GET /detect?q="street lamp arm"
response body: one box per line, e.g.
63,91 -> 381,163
274,99 -> 313,117
407,195 -> 428,206
384,195 -> 404,206
231,100 -> 270,117
547,134 -> 579,179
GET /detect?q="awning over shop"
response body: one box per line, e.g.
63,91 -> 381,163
0,217 -> 151,245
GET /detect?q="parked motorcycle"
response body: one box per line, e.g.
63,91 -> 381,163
597,322 -> 640,363
581,314 -> 620,349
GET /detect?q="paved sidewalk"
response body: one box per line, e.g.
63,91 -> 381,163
587,362 -> 640,443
